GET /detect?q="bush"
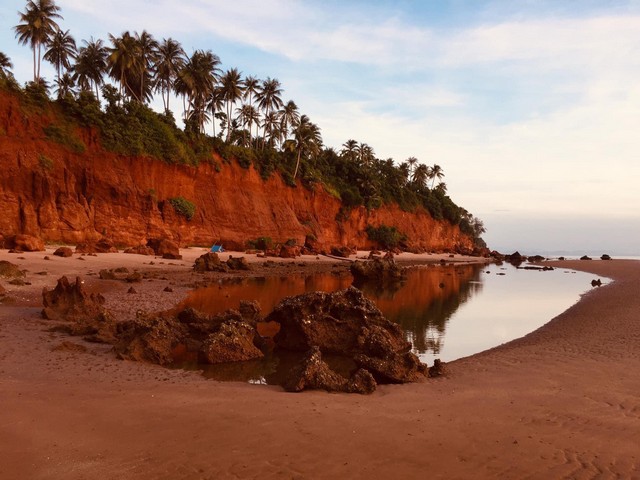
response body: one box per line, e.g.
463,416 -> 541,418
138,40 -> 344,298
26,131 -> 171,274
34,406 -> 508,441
247,237 -> 273,250
365,225 -> 406,250
43,124 -> 85,153
168,197 -> 196,220
39,154 -> 54,171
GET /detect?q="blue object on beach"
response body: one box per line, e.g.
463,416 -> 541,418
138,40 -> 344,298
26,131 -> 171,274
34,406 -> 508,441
210,244 -> 224,253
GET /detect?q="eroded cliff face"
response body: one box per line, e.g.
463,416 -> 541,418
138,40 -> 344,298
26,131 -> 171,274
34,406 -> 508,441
0,92 -> 473,252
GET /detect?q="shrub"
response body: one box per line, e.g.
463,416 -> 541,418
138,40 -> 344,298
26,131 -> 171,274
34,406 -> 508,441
247,237 -> 273,250
39,154 -> 54,171
168,197 -> 196,221
43,124 -> 85,153
365,225 -> 407,250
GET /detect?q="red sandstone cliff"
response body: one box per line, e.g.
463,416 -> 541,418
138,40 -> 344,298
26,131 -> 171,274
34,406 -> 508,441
0,91 -> 473,252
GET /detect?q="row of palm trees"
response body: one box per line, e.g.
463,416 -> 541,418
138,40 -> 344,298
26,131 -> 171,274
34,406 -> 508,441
6,0 -> 448,194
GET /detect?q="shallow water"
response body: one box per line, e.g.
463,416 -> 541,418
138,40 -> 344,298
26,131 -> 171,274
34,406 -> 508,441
176,262 -> 607,383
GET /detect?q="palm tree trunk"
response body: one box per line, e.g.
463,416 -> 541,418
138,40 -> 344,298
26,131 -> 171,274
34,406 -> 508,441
293,148 -> 302,178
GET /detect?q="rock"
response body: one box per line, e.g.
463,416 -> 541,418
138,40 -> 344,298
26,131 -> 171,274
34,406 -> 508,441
75,239 -> 118,254
428,359 -> 447,377
350,257 -> 405,285
163,286 -> 173,292
147,238 -> 181,259
6,234 -> 45,252
193,252 -> 228,272
98,269 -> 116,280
238,300 -> 261,325
330,246 -> 354,258
125,272 -> 143,283
283,347 -> 376,394
528,255 -> 545,262
124,245 -> 155,256
580,255 -> 592,261
0,261 -> 25,279
114,313 -> 188,365
52,341 -> 88,353
268,287 -> 410,356
279,244 -> 301,259
198,321 -> 264,364
53,246 -> 73,257
127,287 -> 137,294
591,279 -> 602,287
227,255 -> 251,270
601,254 -> 612,260
41,276 -> 106,322
354,351 -> 427,384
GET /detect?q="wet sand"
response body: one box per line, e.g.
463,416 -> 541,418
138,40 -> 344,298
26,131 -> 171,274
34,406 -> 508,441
1,249 -> 638,479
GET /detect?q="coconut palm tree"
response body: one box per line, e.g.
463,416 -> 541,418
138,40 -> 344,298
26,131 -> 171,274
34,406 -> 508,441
406,156 -> 418,176
43,28 -> 76,82
134,30 -> 158,104
72,37 -> 107,97
279,100 -> 299,142
107,31 -> 143,101
243,75 -> 260,107
219,68 -> 244,142
357,143 -> 375,166
290,114 -> 322,178
340,139 -> 358,162
255,77 -> 283,147
53,71 -> 75,98
0,52 -> 13,78
236,103 -> 260,147
429,164 -> 444,189
154,37 -> 186,112
206,87 -> 225,137
412,163 -> 430,187
14,0 -> 62,82
176,49 -> 220,133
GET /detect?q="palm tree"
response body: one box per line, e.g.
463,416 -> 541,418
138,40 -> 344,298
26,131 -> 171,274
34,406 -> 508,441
406,156 -> 418,176
107,31 -> 143,101
236,103 -> 260,146
434,182 -> 447,194
262,110 -> 282,148
290,114 -> 322,178
357,142 -> 375,166
255,77 -> 283,147
154,37 -> 186,112
53,71 -> 75,98
14,0 -> 62,82
176,50 -> 220,132
412,163 -> 430,187
134,30 -> 158,104
206,87 -> 225,137
340,139 -> 358,162
43,28 -> 76,82
243,75 -> 260,107
429,164 -> 444,189
398,162 -> 410,185
219,68 -> 244,142
0,52 -> 13,78
72,37 -> 107,97
279,100 -> 299,142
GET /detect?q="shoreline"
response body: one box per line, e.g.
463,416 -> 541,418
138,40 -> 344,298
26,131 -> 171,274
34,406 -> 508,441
1,251 -> 638,478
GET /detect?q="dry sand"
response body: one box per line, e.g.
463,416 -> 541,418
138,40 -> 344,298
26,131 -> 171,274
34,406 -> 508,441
1,249 -> 638,479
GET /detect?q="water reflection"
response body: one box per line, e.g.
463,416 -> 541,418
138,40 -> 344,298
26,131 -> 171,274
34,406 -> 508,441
177,262 -> 602,382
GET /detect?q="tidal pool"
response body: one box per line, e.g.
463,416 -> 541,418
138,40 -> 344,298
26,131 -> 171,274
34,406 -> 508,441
176,262 -> 607,383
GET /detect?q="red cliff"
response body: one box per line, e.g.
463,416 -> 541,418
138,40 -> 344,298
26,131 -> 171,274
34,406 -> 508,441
0,91 -> 473,252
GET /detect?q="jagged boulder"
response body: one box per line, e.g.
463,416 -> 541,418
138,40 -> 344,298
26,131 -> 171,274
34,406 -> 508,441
350,256 -> 405,285
147,238 -> 181,259
53,246 -> 73,257
193,252 -> 228,272
283,347 -> 376,394
428,359 -> 446,377
279,245 -> 301,259
354,351 -> 427,384
227,255 -> 251,270
580,255 -> 593,261
198,321 -> 264,364
42,276 -> 106,322
123,245 -> 155,256
114,313 -> 188,365
330,246 -> 354,258
8,234 -> 45,252
601,254 -> 612,261
0,261 -> 25,279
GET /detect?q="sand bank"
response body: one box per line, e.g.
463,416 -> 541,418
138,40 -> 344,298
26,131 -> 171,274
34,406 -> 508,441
0,250 -> 638,479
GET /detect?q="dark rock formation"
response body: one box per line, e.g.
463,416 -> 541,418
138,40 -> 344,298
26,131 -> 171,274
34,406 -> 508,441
266,287 -> 426,387
124,245 -> 155,256
283,347 -> 377,394
227,255 -> 251,270
41,276 -> 105,322
147,238 -> 181,259
0,261 -> 24,279
279,244 -> 301,259
428,359 -> 447,377
53,246 -> 73,257
601,254 -> 612,260
6,234 -> 45,252
330,246 -> 354,258
193,252 -> 228,272
580,255 -> 593,261
98,269 -> 117,280
198,321 -> 264,364
591,279 -> 602,287
350,255 -> 405,285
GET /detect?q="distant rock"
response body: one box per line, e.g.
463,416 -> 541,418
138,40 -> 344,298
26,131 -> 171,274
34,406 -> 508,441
600,254 -> 612,261
580,255 -> 592,261
227,255 -> 251,271
330,246 -> 354,258
53,246 -> 73,257
0,261 -> 25,279
198,321 -> 264,364
193,252 -> 228,272
7,234 -> 45,252
147,238 -> 181,259
428,359 -> 447,377
350,255 -> 405,286
591,279 -> 602,287
279,244 -> 301,259
123,245 -> 155,256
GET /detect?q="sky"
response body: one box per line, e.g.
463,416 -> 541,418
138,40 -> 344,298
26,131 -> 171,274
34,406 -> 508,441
1,0 -> 639,255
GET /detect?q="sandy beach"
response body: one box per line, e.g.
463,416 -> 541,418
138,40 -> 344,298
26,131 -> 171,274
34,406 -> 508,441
1,249 -> 638,479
